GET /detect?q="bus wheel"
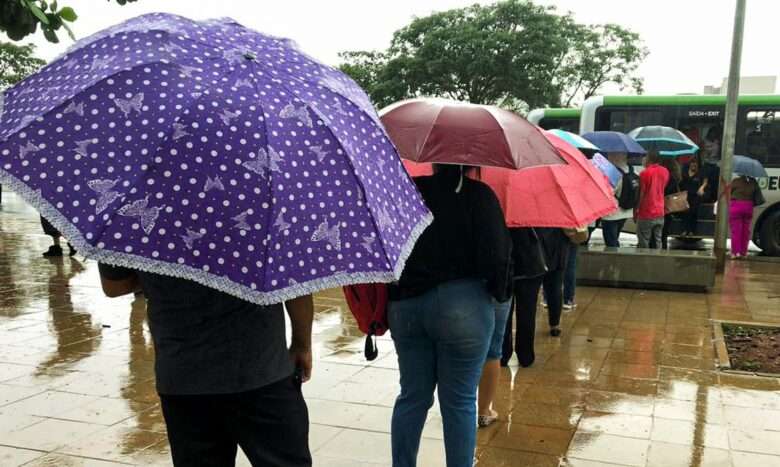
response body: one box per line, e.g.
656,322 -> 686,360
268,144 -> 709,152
759,211 -> 780,256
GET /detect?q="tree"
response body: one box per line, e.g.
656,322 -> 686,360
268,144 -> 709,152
339,0 -> 647,111
0,41 -> 44,89
1,0 -> 137,43
556,24 -> 648,107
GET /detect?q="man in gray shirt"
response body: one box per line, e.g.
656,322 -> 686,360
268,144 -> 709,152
98,264 -> 313,467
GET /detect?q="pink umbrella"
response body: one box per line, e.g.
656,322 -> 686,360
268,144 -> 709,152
477,132 -> 617,228
380,99 -> 563,169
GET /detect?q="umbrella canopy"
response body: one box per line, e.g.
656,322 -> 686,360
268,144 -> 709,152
582,131 -> 647,156
728,155 -> 768,179
476,133 -> 617,228
379,98 -> 564,169
590,153 -> 622,188
627,125 -> 699,157
0,13 -> 432,305
548,129 -> 600,157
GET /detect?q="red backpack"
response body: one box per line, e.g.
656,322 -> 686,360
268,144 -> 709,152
342,283 -> 389,361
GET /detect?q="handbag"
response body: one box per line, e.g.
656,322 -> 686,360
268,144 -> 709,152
563,226 -> 589,245
511,228 -> 548,280
664,191 -> 690,214
753,185 -> 766,206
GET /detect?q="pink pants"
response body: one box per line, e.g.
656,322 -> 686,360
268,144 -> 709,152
729,200 -> 754,256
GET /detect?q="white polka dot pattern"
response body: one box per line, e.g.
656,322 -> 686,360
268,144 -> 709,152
0,13 -> 432,305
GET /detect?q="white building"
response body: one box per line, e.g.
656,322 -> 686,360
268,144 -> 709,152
703,76 -> 777,95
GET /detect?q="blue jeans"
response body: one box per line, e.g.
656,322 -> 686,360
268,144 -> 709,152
488,299 -> 512,360
602,219 -> 626,248
563,242 -> 577,303
388,279 -> 494,467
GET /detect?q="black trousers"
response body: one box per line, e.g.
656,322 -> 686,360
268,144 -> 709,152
502,269 -> 563,366
159,376 -> 312,467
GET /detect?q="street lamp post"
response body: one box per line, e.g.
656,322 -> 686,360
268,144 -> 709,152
714,0 -> 747,272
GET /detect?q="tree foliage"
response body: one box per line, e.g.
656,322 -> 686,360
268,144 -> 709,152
1,0 -> 137,43
339,0 -> 647,110
0,41 -> 45,89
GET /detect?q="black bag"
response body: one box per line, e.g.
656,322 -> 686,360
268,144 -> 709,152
753,184 -> 766,206
617,166 -> 641,210
510,228 -> 548,280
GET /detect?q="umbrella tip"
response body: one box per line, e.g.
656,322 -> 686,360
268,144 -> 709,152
243,51 -> 257,61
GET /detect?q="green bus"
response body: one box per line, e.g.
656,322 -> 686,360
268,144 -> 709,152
527,108 -> 581,132
580,94 -> 780,255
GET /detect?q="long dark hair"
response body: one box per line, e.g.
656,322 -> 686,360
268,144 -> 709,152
659,157 -> 682,182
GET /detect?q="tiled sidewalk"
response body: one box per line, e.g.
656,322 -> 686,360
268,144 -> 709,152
1,191 -> 780,466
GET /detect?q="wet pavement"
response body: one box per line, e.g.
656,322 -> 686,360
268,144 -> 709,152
1,190 -> 780,467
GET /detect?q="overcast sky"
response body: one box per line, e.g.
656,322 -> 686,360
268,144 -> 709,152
15,0 -> 780,97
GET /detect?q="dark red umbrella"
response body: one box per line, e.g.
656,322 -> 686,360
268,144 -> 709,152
379,99 -> 564,169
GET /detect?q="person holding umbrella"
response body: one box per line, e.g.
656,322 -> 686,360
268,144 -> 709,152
381,99 -> 558,464
728,156 -> 768,258
0,14 -> 435,467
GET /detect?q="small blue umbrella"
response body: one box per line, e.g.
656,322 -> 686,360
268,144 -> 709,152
727,155 -> 768,179
627,126 -> 699,157
548,129 -> 600,157
581,131 -> 646,156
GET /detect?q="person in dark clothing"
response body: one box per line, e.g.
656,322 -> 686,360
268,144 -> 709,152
654,158 -> 682,250
680,157 -> 705,236
98,265 -> 313,467
502,227 -> 569,368
40,215 -> 76,257
389,164 -> 512,467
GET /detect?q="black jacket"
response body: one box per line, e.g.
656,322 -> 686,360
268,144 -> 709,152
397,172 -> 513,302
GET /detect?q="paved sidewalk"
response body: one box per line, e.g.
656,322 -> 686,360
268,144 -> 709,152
1,191 -> 780,466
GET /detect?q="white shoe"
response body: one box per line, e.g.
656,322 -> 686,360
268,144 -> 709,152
478,409 -> 498,428
563,301 -> 576,310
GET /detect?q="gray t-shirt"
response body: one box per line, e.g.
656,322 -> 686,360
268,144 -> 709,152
98,264 -> 292,395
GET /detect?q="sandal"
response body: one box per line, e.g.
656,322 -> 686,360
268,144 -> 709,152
478,409 -> 498,428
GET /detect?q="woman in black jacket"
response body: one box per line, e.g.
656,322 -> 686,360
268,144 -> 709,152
389,164 -> 512,467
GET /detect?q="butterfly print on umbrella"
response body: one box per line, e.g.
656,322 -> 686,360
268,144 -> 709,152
18,141 -> 40,159
117,197 -> 165,235
171,122 -> 190,141
232,210 -> 252,231
235,78 -> 253,89
242,146 -> 283,179
162,42 -> 187,55
63,101 -> 85,117
180,228 -> 205,250
309,145 -> 328,163
219,109 -> 240,126
274,211 -> 291,233
74,139 -> 95,157
177,65 -> 200,78
87,178 -> 124,214
89,55 -> 114,72
114,93 -> 144,117
279,103 -> 313,128
311,220 -> 341,250
203,176 -> 225,192
361,235 -> 376,254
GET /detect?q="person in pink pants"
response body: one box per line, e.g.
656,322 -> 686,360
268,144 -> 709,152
729,175 -> 760,258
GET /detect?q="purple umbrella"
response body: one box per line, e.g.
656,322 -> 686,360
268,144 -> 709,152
0,13 -> 432,305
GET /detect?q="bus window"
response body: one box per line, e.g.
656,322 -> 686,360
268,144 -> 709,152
539,118 -> 579,133
605,109 -> 664,133
743,110 -> 780,168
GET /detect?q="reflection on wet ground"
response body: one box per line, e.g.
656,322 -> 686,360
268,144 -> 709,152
1,191 -> 780,466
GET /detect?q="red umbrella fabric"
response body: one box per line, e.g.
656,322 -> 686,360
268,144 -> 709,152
476,132 -> 617,228
380,99 -> 564,169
